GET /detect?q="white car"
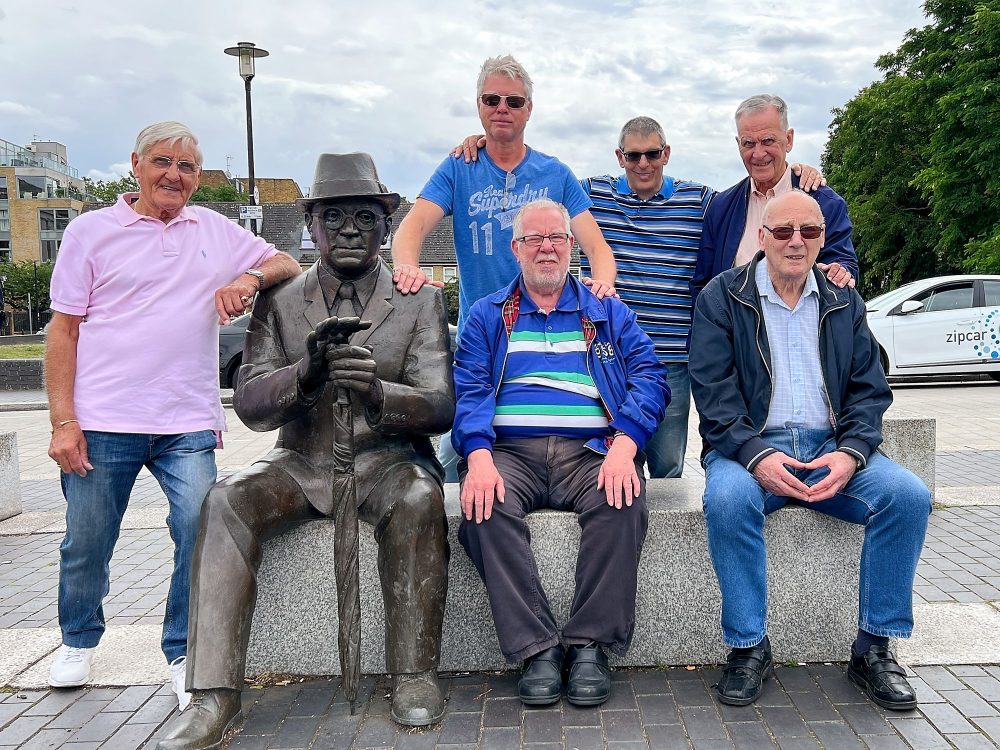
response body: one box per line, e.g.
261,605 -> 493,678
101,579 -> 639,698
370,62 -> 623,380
865,275 -> 1000,380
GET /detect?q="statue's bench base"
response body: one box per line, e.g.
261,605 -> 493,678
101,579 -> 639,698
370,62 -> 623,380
246,418 -> 934,674
0,433 -> 22,522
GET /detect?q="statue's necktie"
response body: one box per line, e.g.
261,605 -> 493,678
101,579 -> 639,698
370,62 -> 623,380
337,282 -> 362,318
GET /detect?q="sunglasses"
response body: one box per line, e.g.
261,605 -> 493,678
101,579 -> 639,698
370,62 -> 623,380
763,224 -> 825,241
621,149 -> 665,163
321,207 -> 382,231
480,93 -> 528,109
147,156 -> 200,175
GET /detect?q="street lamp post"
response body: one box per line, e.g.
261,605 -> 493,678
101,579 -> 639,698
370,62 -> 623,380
224,41 -> 269,235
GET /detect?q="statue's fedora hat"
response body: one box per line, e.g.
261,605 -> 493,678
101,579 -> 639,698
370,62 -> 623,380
298,152 -> 400,213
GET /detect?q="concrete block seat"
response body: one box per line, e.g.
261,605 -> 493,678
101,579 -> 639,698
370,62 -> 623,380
246,418 -> 934,676
0,433 -> 23,522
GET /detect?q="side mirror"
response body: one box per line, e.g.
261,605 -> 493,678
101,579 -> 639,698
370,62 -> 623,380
899,300 -> 924,314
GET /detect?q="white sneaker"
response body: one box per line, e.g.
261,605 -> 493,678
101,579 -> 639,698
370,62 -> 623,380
169,656 -> 192,711
48,645 -> 96,687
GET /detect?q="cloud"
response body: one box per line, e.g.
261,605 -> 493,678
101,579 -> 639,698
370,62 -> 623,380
87,162 -> 133,181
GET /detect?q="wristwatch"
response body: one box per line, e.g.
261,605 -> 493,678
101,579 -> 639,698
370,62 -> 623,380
244,268 -> 265,290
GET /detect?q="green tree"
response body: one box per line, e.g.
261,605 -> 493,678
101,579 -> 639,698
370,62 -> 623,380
0,260 -> 54,314
190,183 -> 249,202
83,174 -> 140,202
443,278 -> 459,326
823,0 -> 1000,297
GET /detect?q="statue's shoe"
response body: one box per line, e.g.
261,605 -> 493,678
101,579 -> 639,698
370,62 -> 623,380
391,669 -> 445,726
156,689 -> 243,750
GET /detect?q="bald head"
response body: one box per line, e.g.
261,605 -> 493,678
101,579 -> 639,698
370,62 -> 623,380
760,190 -> 826,288
763,190 -> 822,226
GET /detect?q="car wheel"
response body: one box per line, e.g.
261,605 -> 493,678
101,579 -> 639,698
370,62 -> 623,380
226,355 -> 243,389
879,347 -> 890,377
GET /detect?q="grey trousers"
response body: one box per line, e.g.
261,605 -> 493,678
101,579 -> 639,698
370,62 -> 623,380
458,437 -> 648,662
186,459 -> 449,690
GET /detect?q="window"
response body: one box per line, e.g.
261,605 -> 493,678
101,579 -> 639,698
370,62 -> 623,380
912,282 -> 974,313
41,239 -> 60,262
39,208 -> 75,232
0,240 -> 10,263
0,208 -> 8,232
17,176 -> 46,199
420,266 -> 435,280
0,176 -> 7,200
984,281 -> 1000,308
443,267 -> 457,282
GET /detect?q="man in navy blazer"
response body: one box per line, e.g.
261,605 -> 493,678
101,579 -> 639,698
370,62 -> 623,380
692,94 -> 859,301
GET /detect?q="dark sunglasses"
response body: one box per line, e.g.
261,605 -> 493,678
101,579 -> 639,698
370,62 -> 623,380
147,156 -> 200,175
480,93 -> 528,109
621,149 -> 665,163
763,224 -> 825,241
321,207 -> 382,231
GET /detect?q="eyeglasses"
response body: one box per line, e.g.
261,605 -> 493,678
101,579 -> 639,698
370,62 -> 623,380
621,149 -> 665,163
480,93 -> 528,109
321,207 -> 382,231
146,156 -> 200,175
516,233 -> 571,249
763,224 -> 825,241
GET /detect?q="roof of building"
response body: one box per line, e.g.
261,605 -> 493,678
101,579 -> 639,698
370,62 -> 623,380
82,201 -> 305,258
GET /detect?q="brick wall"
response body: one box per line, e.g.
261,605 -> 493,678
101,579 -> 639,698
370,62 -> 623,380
0,359 -> 43,390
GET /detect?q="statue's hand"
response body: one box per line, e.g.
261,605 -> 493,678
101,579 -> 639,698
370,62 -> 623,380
326,344 -> 377,396
297,328 -> 330,394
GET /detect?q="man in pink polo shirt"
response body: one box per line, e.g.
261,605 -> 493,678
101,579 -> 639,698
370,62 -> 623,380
44,121 -> 300,709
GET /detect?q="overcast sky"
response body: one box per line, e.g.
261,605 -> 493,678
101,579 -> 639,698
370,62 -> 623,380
0,1 -> 927,201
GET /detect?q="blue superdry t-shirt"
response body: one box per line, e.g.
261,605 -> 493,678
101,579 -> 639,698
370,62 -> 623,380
418,147 -> 592,334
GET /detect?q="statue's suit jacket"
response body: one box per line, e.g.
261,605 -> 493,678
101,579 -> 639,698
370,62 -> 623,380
232,260 -> 455,514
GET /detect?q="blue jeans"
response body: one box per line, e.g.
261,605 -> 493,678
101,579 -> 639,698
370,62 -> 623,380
58,430 -> 217,663
438,429 -> 460,484
702,428 -> 930,648
644,363 -> 689,478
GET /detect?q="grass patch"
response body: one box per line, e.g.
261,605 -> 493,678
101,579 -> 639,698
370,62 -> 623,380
0,344 -> 45,359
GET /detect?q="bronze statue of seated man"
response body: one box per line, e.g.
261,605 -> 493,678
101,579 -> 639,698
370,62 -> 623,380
157,152 -> 455,750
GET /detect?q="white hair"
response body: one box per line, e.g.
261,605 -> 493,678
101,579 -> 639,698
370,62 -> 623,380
513,198 -> 571,238
133,121 -> 203,165
735,94 -> 789,131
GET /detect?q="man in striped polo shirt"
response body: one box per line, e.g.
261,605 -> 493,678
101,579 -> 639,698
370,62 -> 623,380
581,117 -> 712,478
452,198 -> 668,708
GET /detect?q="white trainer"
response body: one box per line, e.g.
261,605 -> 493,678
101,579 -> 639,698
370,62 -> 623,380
169,656 -> 192,711
48,645 -> 96,687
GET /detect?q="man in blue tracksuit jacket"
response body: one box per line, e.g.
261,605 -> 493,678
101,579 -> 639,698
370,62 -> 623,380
452,198 -> 667,709
691,94 -> 859,303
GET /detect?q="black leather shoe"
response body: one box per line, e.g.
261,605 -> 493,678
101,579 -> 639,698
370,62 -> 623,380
518,645 -> 565,706
156,689 -> 242,750
565,643 -> 611,707
715,639 -> 773,706
847,645 -> 917,711
391,669 -> 445,726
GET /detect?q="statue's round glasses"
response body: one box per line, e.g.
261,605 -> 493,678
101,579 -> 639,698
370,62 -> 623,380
762,224 -> 825,241
322,207 -> 381,231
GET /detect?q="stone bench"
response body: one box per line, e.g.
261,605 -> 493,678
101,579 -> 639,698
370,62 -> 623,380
246,418 -> 934,675
0,433 -> 23,522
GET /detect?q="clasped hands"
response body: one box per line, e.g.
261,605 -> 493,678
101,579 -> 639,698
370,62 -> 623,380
296,316 -> 376,397
752,449 -> 858,503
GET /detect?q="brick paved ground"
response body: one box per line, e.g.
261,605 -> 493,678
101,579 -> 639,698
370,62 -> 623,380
2,384 -> 1000,748
5,663 -> 1000,748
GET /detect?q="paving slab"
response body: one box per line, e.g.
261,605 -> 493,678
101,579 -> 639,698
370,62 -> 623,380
0,507 -> 168,537
897,602 -> 1000,665
0,628 -> 61,686
12,624 -> 167,689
